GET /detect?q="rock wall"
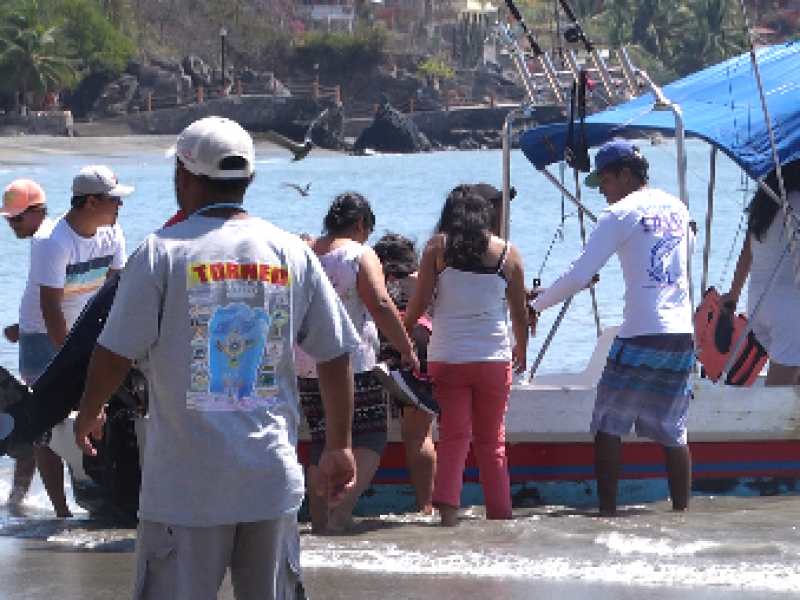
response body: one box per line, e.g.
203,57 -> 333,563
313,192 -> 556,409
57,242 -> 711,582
0,111 -> 74,136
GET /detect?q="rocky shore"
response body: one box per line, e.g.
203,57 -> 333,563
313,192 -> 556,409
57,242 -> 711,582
0,53 -> 568,153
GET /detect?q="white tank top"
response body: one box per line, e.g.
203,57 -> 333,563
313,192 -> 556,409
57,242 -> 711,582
295,240 -> 379,377
428,243 -> 511,363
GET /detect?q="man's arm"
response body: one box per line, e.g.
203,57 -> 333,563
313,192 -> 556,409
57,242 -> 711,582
39,285 -> 68,349
73,343 -> 133,456
721,235 -> 752,310
314,352 -> 356,505
533,211 -> 627,313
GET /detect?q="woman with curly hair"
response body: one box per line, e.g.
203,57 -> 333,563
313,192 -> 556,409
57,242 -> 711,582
403,185 -> 529,526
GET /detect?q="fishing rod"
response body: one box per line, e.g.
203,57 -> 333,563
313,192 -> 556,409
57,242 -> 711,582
502,0 -> 564,103
555,0 -> 616,101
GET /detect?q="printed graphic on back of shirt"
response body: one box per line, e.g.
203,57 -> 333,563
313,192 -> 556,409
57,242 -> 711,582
640,206 -> 686,286
186,261 -> 291,411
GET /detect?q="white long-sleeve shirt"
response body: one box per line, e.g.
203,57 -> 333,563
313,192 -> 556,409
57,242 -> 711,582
532,188 -> 695,338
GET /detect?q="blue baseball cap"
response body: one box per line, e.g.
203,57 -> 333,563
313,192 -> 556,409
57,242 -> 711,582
584,139 -> 638,188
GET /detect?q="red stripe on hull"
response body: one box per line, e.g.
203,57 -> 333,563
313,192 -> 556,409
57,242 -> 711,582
299,439 -> 800,483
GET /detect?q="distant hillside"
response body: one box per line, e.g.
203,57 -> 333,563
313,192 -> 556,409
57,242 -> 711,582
127,0 -> 294,75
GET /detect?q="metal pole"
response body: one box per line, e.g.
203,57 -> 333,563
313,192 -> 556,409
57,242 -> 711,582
564,49 -> 581,83
540,167 -> 598,222
616,46 -> 639,98
701,147 -> 717,296
502,108 -> 528,239
575,169 -> 601,337
220,27 -> 227,87
497,24 -> 539,104
527,297 -> 573,382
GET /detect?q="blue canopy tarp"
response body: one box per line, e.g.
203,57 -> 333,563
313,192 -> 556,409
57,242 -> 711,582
519,42 -> 800,181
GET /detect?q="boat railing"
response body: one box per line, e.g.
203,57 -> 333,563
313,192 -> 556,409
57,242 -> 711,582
496,14 -> 695,384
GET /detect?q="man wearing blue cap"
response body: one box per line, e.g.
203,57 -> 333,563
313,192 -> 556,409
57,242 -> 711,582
530,139 -> 696,515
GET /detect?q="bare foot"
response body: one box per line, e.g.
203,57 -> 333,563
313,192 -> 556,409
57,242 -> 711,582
438,504 -> 459,527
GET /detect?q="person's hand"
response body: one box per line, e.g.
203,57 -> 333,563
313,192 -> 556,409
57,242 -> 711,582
317,447 -> 357,505
719,291 -> 738,312
400,349 -> 420,375
73,407 -> 106,456
3,324 -> 19,344
586,273 -> 600,289
512,344 -> 527,374
527,307 -> 538,337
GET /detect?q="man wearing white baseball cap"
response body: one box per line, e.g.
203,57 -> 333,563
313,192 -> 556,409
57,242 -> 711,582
75,116 -> 358,599
25,165 -> 131,517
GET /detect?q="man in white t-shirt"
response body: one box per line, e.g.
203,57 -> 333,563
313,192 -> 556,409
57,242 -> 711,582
531,139 -> 696,515
2,179 -> 54,511
74,117 -> 358,599
16,166 -> 131,517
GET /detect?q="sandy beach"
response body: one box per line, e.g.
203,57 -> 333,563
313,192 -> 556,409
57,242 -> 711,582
0,531 -> 792,600
0,133 -> 342,164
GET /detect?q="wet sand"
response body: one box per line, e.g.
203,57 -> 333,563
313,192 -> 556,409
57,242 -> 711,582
0,134 -> 340,164
0,535 -> 795,600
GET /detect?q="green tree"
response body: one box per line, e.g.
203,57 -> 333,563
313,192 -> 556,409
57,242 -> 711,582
56,0 -> 136,72
0,12 -> 75,110
673,0 -> 744,75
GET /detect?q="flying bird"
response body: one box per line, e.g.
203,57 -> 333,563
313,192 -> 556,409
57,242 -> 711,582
282,182 -> 312,196
264,108 -> 332,162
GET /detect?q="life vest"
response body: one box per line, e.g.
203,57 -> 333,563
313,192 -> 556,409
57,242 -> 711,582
694,287 -> 768,386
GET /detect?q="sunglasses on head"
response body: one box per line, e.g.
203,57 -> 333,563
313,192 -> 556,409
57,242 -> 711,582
6,205 -> 41,223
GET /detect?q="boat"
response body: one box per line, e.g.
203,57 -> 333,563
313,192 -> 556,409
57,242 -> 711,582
42,33 -> 800,517
348,41 -> 800,514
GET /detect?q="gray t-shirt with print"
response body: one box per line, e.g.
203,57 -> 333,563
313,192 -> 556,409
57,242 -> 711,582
98,215 -> 359,526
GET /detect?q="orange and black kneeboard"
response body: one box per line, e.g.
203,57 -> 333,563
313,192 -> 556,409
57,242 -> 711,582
694,287 -> 768,386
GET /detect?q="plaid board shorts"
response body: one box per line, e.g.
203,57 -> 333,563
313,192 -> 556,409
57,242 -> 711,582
591,333 -> 694,447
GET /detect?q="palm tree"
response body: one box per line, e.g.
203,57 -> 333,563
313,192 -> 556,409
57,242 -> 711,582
0,13 -> 75,113
673,0 -> 744,75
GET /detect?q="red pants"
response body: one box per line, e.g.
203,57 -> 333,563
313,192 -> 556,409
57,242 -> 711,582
428,360 -> 512,519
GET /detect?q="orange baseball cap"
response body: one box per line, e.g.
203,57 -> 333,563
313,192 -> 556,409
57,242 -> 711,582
1,179 -> 46,218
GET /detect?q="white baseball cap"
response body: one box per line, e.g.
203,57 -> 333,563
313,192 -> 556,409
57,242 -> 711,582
168,116 -> 255,179
72,165 -> 134,197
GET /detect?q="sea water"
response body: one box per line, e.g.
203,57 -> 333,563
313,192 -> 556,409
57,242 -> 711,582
1,136 -> 797,598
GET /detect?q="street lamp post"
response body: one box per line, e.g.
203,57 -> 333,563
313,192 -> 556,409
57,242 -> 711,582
220,27 -> 227,89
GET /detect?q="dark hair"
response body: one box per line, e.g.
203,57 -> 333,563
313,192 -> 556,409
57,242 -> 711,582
747,159 -> 800,242
436,184 -> 491,270
373,232 -> 419,278
70,195 -> 90,209
194,156 -> 253,196
603,150 -> 649,184
322,191 -> 375,235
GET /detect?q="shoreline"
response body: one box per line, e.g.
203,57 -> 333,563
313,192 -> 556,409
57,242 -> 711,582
0,134 -> 345,163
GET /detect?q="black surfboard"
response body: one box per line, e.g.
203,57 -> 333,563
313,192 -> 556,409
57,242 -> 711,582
0,274 -> 147,456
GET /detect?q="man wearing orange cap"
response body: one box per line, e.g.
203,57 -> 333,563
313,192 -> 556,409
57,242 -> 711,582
3,166 -> 132,518
1,179 -> 54,512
